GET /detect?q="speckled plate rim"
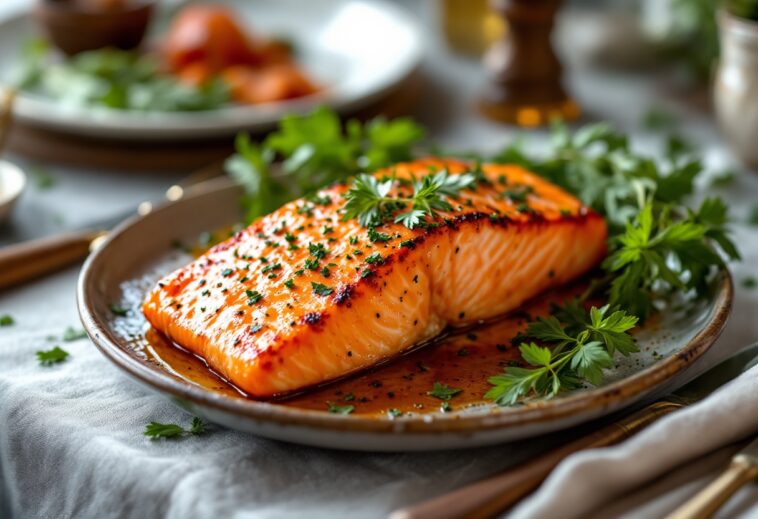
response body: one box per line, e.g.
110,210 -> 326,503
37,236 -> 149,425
77,179 -> 733,436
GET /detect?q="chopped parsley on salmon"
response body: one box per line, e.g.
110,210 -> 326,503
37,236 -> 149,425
142,159 -> 607,398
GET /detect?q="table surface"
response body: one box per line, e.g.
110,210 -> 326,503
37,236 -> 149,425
2,1 -> 758,518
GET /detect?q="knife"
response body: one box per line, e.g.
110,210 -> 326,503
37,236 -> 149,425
0,162 -> 225,291
390,344 -> 758,519
666,430 -> 758,518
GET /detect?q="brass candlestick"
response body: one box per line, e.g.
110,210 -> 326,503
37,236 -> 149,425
479,0 -> 579,127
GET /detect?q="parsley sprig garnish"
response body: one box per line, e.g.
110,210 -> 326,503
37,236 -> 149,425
326,402 -> 355,415
486,305 -> 638,405
36,346 -> 70,366
427,382 -> 463,401
605,199 -> 738,320
222,107 -> 739,407
484,122 -> 738,405
144,417 -> 206,440
225,107 -> 424,223
341,169 -> 476,229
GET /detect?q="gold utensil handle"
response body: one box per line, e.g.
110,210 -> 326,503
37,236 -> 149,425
666,455 -> 758,519
390,400 -> 683,519
0,230 -> 103,290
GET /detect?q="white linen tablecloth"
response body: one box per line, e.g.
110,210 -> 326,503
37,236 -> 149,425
2,3 -> 758,518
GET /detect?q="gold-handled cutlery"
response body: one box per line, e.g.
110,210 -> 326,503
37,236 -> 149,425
390,345 -> 758,519
666,437 -> 758,519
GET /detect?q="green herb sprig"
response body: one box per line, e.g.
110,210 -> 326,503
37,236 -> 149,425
19,43 -> 230,112
606,199 -> 738,321
144,417 -> 206,440
484,121 -> 738,405
36,346 -> 70,366
224,107 -> 738,407
225,107 -> 425,223
427,382 -> 463,401
326,402 -> 354,415
341,169 -> 476,229
486,306 -> 638,405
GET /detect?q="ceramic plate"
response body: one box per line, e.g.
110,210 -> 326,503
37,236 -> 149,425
0,0 -> 422,140
77,179 -> 732,451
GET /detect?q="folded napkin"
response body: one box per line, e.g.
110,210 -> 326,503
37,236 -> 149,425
510,362 -> 758,519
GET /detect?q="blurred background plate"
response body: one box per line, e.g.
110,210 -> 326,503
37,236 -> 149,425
0,0 -> 422,141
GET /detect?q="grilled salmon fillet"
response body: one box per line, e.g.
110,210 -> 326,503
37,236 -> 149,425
143,159 -> 607,398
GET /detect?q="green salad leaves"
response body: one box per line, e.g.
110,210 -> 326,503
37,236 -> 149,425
19,42 -> 230,112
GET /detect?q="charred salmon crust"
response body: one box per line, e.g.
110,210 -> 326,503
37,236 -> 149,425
143,159 -> 608,398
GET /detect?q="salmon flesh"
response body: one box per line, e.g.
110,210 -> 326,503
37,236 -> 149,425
142,159 -> 607,397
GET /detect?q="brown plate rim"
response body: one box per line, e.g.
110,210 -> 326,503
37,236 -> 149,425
77,180 -> 733,436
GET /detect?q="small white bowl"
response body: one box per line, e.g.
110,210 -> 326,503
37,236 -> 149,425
0,160 -> 26,224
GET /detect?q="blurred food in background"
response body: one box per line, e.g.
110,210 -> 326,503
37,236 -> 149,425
21,3 -> 320,112
164,6 -> 318,105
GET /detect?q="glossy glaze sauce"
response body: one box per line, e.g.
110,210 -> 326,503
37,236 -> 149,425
140,284 -> 584,417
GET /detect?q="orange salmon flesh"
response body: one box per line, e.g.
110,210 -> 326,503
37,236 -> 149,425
142,159 -> 608,398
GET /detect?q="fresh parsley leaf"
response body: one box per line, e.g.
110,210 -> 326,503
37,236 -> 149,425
342,169 -> 476,229
748,205 -> 758,226
189,417 -> 206,435
427,382 -> 462,401
642,107 -> 679,131
144,417 -> 207,440
20,46 -> 231,112
62,327 -> 87,342
30,166 -> 55,190
326,402 -> 354,415
743,277 -> 757,289
364,252 -> 383,264
246,290 -> 263,305
109,304 -> 129,317
570,341 -> 613,385
587,305 -> 639,356
605,201 -> 737,321
225,133 -> 289,223
493,120 -> 702,229
311,282 -> 334,296
519,342 -> 553,367
36,346 -> 69,365
486,305 -> 637,405
144,422 -> 185,439
341,175 -> 399,227
308,242 -> 329,259
361,117 -> 425,170
367,226 -> 392,242
225,106 -> 424,224
710,169 -> 736,188
0,314 -> 14,327
485,366 -> 551,406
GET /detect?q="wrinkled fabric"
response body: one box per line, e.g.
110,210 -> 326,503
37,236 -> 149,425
3,2 -> 758,518
511,365 -> 758,519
